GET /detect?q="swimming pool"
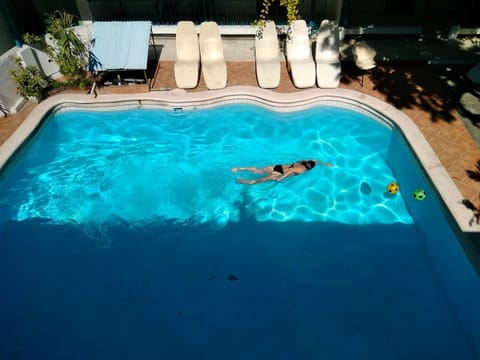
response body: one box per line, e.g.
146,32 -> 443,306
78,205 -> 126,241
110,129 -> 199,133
2,104 -> 413,228
1,94 -> 480,359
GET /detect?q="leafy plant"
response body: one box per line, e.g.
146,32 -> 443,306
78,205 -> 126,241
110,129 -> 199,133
23,10 -> 90,87
253,0 -> 300,37
22,33 -> 44,48
9,57 -> 47,100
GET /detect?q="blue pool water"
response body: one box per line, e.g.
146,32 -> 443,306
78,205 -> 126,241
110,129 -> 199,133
0,104 -> 479,359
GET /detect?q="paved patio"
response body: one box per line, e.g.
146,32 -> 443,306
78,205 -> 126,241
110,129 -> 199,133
2,57 -> 480,230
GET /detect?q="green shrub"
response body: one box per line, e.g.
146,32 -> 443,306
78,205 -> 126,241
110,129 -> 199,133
23,10 -> 90,88
9,57 -> 46,100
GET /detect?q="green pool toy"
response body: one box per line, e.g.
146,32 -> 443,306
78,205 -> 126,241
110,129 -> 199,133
413,189 -> 426,201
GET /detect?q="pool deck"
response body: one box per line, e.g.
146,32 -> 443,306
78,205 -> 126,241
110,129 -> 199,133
2,56 -> 480,234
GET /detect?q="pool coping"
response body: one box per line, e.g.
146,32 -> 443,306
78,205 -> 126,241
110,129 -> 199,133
1,86 -> 478,233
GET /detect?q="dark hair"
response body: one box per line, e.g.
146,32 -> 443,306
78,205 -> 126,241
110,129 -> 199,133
301,160 -> 316,170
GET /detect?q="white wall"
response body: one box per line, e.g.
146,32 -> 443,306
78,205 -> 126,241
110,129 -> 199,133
0,46 -> 26,115
0,24 -> 93,116
0,44 -> 65,117
19,45 -> 60,79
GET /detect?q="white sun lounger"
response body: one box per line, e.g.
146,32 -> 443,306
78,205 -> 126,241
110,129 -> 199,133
255,21 -> 281,89
286,20 -> 316,88
315,19 -> 341,88
199,22 -> 227,90
174,21 -> 200,89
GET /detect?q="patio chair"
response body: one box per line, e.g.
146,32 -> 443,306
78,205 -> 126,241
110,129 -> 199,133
460,62 -> 480,117
315,19 -> 341,88
199,21 -> 227,90
286,20 -> 316,88
467,62 -> 480,86
174,21 -> 200,89
254,20 -> 281,89
469,62 -> 480,97
352,40 -> 377,87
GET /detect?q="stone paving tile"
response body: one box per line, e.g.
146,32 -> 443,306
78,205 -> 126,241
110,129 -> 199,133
0,102 -> 36,146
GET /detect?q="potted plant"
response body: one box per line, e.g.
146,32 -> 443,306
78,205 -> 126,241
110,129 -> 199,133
253,0 -> 300,36
9,57 -> 47,102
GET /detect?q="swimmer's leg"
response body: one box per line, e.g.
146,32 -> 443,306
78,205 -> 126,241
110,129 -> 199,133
236,175 -> 277,185
236,178 -> 256,185
232,166 -> 268,174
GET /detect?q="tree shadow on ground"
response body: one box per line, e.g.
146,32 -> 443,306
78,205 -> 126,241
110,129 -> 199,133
466,160 -> 480,181
341,62 -> 473,123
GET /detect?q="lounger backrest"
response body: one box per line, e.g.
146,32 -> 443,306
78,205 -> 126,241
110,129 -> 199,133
286,20 -> 312,61
199,22 -> 225,62
176,21 -> 199,62
315,20 -> 340,61
255,21 -> 280,61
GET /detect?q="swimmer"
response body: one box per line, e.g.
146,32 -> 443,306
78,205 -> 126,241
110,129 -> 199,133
232,159 -> 332,185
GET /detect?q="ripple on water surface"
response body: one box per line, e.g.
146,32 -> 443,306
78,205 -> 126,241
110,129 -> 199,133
1,104 -> 413,227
